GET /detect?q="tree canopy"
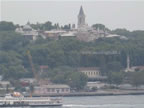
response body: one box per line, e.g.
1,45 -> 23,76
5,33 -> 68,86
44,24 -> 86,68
0,21 -> 16,31
0,21 -> 144,89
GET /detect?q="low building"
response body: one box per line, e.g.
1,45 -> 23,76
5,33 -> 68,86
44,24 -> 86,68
125,55 -> 144,72
20,78 -> 36,86
40,65 -> 49,73
106,34 -> 128,40
38,79 -> 52,85
86,81 -> 107,90
43,30 -> 66,40
0,81 -> 15,93
130,66 -> 144,72
78,67 -> 100,79
34,84 -> 70,95
0,81 -> 10,88
15,22 -> 39,40
60,31 -> 76,39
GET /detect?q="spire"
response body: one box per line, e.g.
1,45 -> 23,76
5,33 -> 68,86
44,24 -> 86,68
79,6 -> 85,16
78,6 -> 86,28
27,21 -> 30,25
127,55 -> 130,70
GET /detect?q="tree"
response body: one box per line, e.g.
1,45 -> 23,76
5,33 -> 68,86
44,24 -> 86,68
99,55 -> 107,75
42,21 -> 53,30
0,21 -> 16,31
107,71 -> 124,86
45,66 -> 88,90
111,28 -> 130,36
130,71 -> 144,89
0,20 -> 144,90
67,72 -> 88,90
62,24 -> 71,30
0,31 -> 29,51
92,24 -> 110,31
107,61 -> 123,72
0,51 -> 26,80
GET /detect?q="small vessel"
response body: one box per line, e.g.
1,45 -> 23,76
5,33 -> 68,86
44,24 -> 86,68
0,92 -> 62,107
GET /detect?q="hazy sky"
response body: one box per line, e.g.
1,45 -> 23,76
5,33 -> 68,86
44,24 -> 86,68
1,0 -> 144,30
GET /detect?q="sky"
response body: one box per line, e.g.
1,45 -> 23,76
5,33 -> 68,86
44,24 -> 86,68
1,0 -> 144,31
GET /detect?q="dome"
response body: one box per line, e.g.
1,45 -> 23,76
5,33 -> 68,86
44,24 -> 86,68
23,24 -> 32,31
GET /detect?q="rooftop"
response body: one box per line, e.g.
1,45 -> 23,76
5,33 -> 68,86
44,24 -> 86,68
78,67 -> 99,71
35,84 -> 70,88
78,6 -> 85,16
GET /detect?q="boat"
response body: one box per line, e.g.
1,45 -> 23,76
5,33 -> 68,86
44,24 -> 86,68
0,92 -> 62,107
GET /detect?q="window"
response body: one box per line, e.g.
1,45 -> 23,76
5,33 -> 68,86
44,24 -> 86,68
91,72 -> 93,75
47,88 -> 50,92
62,88 -> 65,92
52,88 -> 55,92
66,88 -> 69,92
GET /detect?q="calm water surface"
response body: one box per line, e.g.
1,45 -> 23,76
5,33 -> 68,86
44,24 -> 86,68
4,95 -> 144,108
62,95 -> 144,108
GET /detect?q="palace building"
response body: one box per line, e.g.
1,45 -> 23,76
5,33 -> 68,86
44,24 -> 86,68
76,6 -> 109,42
15,6 -> 126,42
15,22 -> 38,40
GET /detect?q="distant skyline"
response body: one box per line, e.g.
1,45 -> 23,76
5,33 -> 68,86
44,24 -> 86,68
1,0 -> 144,31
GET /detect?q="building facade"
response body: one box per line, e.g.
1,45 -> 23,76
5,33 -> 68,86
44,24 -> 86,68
15,22 -> 38,40
78,67 -> 100,79
15,6 -> 124,42
76,6 -> 109,42
34,84 -> 70,95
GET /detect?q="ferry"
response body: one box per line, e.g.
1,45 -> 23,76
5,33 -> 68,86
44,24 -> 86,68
0,92 -> 62,107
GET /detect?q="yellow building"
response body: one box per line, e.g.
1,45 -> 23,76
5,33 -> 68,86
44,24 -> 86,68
78,67 -> 100,79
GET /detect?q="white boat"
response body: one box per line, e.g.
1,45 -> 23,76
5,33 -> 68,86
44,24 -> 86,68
0,93 -> 62,107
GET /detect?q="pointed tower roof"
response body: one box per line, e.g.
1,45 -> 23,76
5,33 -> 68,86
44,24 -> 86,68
27,21 -> 30,25
79,6 -> 85,16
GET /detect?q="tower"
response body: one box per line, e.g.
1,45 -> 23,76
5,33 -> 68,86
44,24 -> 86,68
78,6 -> 86,28
125,54 -> 132,72
127,55 -> 130,70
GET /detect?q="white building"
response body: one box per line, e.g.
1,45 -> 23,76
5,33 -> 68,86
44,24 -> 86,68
76,6 -> 109,42
60,31 -> 76,39
78,67 -> 100,79
0,81 -> 15,92
15,22 -> 39,40
42,30 -> 66,40
20,78 -> 36,86
86,81 -> 107,89
125,55 -> 144,72
34,84 -> 70,95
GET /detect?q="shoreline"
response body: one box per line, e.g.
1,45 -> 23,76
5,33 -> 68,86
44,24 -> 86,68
1,89 -> 144,97
32,89 -> 144,97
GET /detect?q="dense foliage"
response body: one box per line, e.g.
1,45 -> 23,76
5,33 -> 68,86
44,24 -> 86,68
0,21 -> 16,31
31,21 -> 71,30
0,21 -> 144,89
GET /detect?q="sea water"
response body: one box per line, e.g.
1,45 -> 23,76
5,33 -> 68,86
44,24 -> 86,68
62,95 -> 144,108
4,95 -> 144,108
